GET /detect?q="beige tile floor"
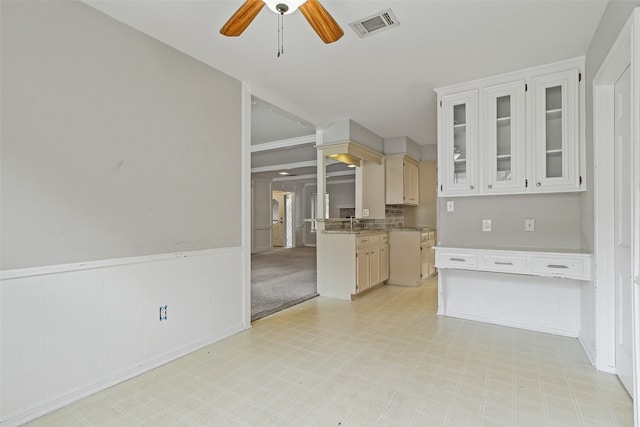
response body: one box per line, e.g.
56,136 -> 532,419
27,277 -> 632,426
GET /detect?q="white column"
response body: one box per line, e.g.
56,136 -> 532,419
316,129 -> 327,230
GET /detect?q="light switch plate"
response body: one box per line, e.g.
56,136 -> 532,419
482,219 -> 492,232
525,218 -> 535,232
362,209 -> 370,217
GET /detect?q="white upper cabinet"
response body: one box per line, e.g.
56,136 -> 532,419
529,70 -> 580,191
438,90 -> 479,196
484,81 -> 526,194
436,58 -> 584,197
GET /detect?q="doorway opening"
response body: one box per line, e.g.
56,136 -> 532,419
249,97 -> 320,322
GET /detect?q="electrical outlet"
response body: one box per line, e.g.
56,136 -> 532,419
447,201 -> 455,212
362,209 -> 369,217
525,218 -> 535,232
482,219 -> 492,232
160,305 -> 167,321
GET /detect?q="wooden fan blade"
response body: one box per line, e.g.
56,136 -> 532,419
220,0 -> 265,37
299,0 -> 344,44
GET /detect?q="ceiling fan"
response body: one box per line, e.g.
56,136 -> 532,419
220,0 -> 344,44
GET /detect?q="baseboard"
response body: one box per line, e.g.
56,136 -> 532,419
578,335 -> 596,367
444,310 -> 579,338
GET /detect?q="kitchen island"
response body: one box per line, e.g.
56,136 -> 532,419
317,229 -> 389,300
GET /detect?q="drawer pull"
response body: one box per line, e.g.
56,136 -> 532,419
547,264 -> 569,269
494,261 -> 513,266
449,257 -> 467,262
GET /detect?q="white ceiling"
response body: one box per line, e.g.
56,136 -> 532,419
83,0 -> 608,149
251,98 -> 315,145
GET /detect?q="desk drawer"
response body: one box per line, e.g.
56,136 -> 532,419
436,251 -> 478,269
480,254 -> 527,273
531,256 -> 587,279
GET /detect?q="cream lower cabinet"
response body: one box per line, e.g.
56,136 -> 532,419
356,246 -> 370,292
356,233 -> 388,293
317,232 -> 388,300
380,242 -> 390,282
388,229 -> 436,286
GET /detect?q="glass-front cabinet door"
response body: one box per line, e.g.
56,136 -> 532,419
484,81 -> 526,194
530,69 -> 580,191
438,90 -> 478,196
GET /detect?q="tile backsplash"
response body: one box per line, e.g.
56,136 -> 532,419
324,205 -> 405,231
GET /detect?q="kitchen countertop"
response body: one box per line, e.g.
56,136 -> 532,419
434,244 -> 591,255
322,226 -> 436,235
390,227 -> 436,232
321,229 -> 388,235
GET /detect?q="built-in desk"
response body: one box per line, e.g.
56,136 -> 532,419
434,246 -> 593,337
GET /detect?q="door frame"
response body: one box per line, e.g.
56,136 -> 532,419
242,84 -> 325,327
593,6 -> 640,422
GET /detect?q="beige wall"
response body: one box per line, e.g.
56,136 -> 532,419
404,161 -> 437,228
438,193 -> 583,249
1,1 -> 242,270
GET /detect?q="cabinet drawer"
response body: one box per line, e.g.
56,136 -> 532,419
436,251 -> 478,269
357,235 -> 380,247
531,256 -> 587,279
421,231 -> 435,244
480,254 -> 526,273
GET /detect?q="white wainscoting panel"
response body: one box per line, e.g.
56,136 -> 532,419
439,269 -> 581,337
1,247 -> 245,426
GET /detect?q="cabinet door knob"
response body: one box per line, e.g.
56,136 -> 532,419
536,182 -> 541,187
487,184 -> 493,189
470,185 -> 474,190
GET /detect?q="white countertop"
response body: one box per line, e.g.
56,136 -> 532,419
434,244 -> 592,255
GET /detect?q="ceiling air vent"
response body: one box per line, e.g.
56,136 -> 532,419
349,9 -> 399,38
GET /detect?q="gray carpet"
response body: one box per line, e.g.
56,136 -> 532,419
251,247 -> 318,321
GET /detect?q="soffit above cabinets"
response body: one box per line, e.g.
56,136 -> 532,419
317,141 -> 385,166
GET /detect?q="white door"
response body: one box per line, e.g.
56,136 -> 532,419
614,65 -> 633,397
